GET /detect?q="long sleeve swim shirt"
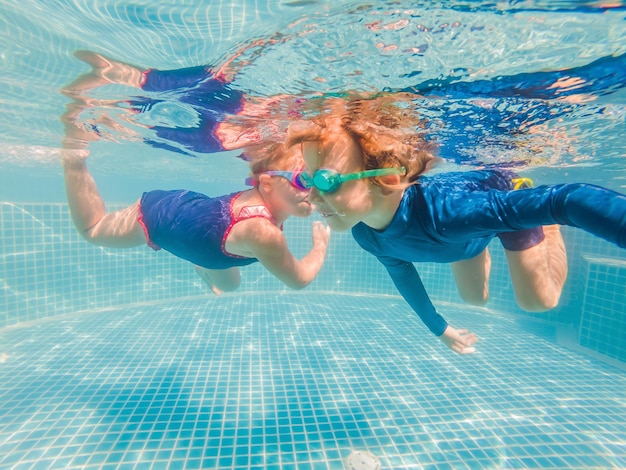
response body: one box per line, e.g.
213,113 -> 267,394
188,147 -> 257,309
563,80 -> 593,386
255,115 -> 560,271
351,170 -> 626,336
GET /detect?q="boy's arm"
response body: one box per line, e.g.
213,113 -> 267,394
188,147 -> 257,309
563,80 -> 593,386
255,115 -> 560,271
243,220 -> 330,289
379,256 -> 477,354
379,256 -> 447,335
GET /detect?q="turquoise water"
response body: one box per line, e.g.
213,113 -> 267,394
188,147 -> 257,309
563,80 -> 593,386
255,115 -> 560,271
1,1 -> 626,469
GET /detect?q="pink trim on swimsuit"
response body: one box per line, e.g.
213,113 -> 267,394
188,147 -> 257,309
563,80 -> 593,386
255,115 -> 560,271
211,67 -> 229,84
221,192 -> 279,258
137,204 -> 161,251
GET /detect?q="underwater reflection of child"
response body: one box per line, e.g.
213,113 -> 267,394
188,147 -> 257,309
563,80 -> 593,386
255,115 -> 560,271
62,46 -> 299,155
60,123 -> 330,294
288,101 -> 626,355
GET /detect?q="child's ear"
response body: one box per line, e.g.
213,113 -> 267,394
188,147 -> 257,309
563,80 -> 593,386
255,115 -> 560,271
258,174 -> 273,192
378,174 -> 403,195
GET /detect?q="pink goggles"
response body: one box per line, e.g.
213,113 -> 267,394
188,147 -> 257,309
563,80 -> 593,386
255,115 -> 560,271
245,170 -> 308,190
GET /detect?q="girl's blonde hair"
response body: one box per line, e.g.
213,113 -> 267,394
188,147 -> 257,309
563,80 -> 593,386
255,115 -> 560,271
243,141 -> 302,178
287,94 -> 439,190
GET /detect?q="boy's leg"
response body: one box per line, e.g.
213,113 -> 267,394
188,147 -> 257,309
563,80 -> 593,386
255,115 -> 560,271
505,225 -> 568,311
451,248 -> 491,306
194,266 -> 241,294
62,149 -> 145,248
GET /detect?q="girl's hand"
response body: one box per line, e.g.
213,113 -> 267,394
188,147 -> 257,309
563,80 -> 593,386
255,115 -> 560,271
312,221 -> 331,249
439,325 -> 478,354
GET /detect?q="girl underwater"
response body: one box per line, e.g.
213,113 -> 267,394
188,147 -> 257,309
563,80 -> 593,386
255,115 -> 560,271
60,103 -> 330,295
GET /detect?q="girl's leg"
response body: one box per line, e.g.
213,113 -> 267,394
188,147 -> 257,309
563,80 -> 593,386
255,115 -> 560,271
62,149 -> 146,248
194,266 -> 241,295
505,225 -> 568,311
63,50 -> 146,92
451,248 -> 491,306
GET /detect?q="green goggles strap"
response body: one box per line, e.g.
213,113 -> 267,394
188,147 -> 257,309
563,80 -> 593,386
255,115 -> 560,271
338,167 -> 406,183
302,167 -> 406,192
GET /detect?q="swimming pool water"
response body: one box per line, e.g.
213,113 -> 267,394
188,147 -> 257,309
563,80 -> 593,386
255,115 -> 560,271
1,1 -> 626,469
1,201 -> 625,468
2,295 -> 625,469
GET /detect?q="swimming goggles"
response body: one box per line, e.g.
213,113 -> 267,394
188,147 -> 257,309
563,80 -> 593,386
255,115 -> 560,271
245,171 -> 308,190
299,167 -> 406,194
300,140 -> 405,193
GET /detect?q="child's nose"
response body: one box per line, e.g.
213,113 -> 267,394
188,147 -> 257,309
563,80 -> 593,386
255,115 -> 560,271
307,187 -> 323,203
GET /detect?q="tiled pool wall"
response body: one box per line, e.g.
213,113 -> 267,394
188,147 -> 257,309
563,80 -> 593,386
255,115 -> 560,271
1,202 -> 625,361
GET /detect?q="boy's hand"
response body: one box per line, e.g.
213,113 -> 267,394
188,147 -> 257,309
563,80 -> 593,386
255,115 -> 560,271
439,325 -> 478,354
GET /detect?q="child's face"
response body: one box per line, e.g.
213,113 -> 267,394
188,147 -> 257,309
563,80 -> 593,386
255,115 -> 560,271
264,149 -> 313,219
302,130 -> 378,232
271,174 -> 313,218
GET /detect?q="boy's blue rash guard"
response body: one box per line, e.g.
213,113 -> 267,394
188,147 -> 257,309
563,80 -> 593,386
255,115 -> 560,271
351,170 -> 626,336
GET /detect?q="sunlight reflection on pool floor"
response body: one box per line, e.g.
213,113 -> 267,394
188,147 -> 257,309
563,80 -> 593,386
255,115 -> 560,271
1,294 -> 624,469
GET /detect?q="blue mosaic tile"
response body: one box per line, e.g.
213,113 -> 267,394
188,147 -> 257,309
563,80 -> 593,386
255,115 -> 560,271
1,295 -> 625,468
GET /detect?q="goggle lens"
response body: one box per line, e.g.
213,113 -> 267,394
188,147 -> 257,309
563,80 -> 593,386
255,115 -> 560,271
291,171 -> 308,190
300,170 -> 341,193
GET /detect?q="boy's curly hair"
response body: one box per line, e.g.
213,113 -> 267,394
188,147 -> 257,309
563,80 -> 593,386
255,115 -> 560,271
287,94 -> 439,189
